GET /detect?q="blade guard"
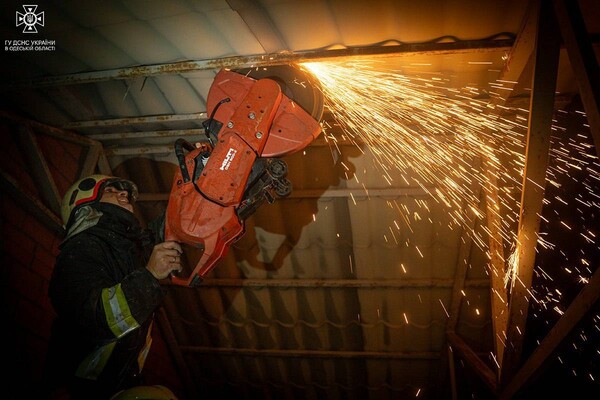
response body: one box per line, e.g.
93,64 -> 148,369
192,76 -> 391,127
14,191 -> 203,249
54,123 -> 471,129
165,69 -> 321,287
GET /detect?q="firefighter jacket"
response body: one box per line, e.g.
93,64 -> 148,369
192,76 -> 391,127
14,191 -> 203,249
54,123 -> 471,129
45,202 -> 164,399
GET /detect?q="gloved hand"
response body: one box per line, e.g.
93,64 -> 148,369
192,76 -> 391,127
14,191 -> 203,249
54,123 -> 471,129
146,241 -> 183,279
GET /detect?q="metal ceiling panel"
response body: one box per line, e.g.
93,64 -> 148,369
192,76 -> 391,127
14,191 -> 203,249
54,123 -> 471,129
96,20 -> 182,64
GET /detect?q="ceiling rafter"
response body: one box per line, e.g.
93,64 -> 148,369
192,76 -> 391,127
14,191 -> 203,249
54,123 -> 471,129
64,112 -> 208,130
500,264 -> 600,398
64,94 -> 575,138
441,157 -> 484,397
442,0 -> 540,394
481,0 -> 542,371
16,124 -> 62,215
553,0 -> 600,159
0,111 -> 107,233
501,0 -> 561,386
0,171 -> 63,234
447,331 -> 497,391
11,39 -> 514,89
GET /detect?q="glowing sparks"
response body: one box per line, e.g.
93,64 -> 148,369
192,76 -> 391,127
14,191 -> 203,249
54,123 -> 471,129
300,59 -> 599,381
302,59 -> 511,251
439,299 -> 449,318
300,60 -> 599,274
505,247 -> 519,289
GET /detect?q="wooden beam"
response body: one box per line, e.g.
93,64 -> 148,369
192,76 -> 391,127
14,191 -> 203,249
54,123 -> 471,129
500,266 -> 600,399
500,0 -> 561,385
0,110 -> 96,146
0,171 -> 63,234
482,0 -> 540,371
447,331 -> 498,392
448,345 -> 458,400
78,142 -> 102,179
447,161 -> 484,331
553,0 -> 600,159
484,169 -> 510,369
96,148 -> 113,175
447,229 -> 474,331
16,124 -> 62,215
440,197 -> 479,400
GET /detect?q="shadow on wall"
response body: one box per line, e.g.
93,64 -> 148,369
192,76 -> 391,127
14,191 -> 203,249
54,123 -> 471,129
233,144 -> 362,274
111,139 -> 363,277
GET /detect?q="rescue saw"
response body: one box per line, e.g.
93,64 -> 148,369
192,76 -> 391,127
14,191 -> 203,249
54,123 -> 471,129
164,66 -> 323,287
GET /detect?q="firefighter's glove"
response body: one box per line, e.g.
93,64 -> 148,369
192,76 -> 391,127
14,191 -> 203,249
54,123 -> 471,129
146,241 -> 183,280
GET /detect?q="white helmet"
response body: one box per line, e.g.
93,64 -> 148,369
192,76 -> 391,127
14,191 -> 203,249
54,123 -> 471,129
61,174 -> 138,228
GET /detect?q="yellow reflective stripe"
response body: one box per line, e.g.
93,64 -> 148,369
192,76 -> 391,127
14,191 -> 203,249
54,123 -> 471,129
75,341 -> 116,380
137,320 -> 154,373
101,283 -> 140,338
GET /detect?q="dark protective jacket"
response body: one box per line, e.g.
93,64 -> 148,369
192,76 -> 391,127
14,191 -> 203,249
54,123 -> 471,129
45,202 -> 164,400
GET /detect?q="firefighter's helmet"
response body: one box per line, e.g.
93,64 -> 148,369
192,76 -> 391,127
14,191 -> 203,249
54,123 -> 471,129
109,385 -> 178,400
61,174 -> 138,228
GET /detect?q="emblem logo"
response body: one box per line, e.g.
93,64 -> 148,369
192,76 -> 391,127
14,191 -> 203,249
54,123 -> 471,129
16,5 -> 45,34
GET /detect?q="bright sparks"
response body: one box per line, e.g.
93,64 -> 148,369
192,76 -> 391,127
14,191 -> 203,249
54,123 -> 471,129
302,59 -> 521,250
301,59 -> 599,290
300,59 -> 600,381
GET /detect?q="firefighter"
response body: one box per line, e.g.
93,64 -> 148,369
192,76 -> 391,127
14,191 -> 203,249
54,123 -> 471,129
43,174 -> 181,399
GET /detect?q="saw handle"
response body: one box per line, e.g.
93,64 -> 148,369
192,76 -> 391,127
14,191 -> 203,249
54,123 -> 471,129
174,138 -> 196,183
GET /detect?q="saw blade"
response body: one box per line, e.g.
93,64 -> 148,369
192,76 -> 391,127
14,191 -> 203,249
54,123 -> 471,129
233,65 -> 324,121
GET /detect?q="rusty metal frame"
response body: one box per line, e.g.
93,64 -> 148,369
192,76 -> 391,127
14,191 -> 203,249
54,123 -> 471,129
553,0 -> 600,159
12,39 -> 514,89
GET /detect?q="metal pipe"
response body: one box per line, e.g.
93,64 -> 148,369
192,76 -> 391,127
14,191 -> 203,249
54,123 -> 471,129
13,39 -> 514,88
64,112 -> 208,129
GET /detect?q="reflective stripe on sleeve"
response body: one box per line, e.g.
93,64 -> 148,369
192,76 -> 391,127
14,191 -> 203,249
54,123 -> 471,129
75,341 -> 116,380
101,283 -> 140,338
137,320 -> 154,373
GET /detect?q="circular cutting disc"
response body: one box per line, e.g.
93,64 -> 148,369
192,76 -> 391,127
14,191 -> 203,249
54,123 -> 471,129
233,65 -> 324,121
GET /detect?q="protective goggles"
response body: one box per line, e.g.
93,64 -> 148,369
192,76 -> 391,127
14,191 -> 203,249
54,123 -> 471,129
103,179 -> 139,204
